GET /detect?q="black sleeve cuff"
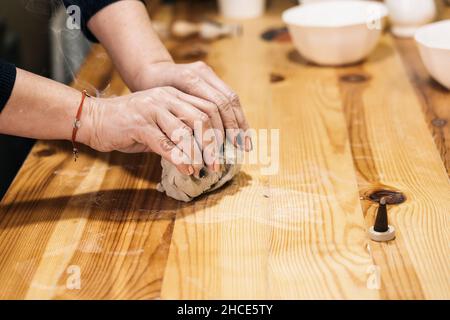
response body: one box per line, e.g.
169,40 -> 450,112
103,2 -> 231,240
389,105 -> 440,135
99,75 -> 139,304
0,60 -> 17,113
63,0 -> 120,43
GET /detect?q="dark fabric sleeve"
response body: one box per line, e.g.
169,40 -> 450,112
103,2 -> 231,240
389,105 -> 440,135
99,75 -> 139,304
0,60 -> 17,113
63,0 -> 120,43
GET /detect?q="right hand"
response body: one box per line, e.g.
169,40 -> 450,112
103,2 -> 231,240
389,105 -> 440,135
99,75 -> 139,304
80,87 -> 222,176
136,61 -> 253,152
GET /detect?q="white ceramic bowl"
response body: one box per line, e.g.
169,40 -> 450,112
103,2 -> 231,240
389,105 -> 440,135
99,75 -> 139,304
218,0 -> 265,19
385,0 -> 436,38
282,1 -> 388,66
415,20 -> 450,90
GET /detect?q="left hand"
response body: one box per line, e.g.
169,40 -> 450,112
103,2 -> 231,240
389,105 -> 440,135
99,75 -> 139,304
134,61 -> 252,151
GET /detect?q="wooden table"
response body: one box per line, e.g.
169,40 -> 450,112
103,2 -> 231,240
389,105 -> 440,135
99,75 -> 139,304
0,0 -> 449,299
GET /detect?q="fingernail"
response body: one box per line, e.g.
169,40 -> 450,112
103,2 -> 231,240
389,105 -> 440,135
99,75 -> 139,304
245,136 -> 253,152
235,133 -> 244,149
199,167 -> 207,178
188,166 -> 194,175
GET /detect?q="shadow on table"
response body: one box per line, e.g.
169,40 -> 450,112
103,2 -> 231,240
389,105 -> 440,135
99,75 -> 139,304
0,140 -> 252,228
287,41 -> 394,67
428,77 -> 450,93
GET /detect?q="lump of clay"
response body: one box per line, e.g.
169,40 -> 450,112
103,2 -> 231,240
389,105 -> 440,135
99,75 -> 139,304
157,142 -> 242,202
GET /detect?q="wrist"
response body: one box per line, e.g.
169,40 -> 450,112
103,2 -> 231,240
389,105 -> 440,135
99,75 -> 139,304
74,95 -> 97,148
132,60 -> 175,91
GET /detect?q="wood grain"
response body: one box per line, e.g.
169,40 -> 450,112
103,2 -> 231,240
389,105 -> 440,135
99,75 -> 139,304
394,38 -> 450,176
0,0 -> 448,300
160,10 -> 378,300
0,64 -> 175,299
394,6 -> 450,175
339,35 -> 450,299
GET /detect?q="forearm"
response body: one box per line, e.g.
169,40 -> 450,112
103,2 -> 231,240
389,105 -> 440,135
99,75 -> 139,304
0,68 -> 91,145
88,0 -> 173,91
85,0 -> 252,150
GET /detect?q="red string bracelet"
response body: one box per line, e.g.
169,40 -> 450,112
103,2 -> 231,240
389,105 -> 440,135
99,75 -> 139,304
71,90 -> 91,162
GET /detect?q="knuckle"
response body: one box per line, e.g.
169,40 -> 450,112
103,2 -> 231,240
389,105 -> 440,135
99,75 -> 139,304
148,103 -> 162,116
198,112 -> 210,124
217,98 -> 232,112
139,94 -> 156,106
193,61 -> 209,71
194,61 -> 207,67
130,126 -> 142,139
228,92 -> 240,106
240,122 -> 250,131
158,136 -> 175,152
135,127 -> 147,141
224,119 -> 239,129
171,126 -> 193,144
152,87 -> 167,97
182,69 -> 199,83
181,125 -> 193,136
205,103 -> 220,117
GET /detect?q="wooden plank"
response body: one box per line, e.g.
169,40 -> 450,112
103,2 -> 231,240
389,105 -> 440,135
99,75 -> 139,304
339,35 -> 450,299
1,0 -> 448,300
394,37 -> 450,176
394,5 -> 450,175
160,10 -> 379,299
0,59 -> 175,299
393,7 -> 450,175
0,45 -> 114,299
0,2 -> 187,301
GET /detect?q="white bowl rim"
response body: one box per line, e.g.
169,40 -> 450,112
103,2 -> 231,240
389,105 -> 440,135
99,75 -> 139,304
414,20 -> 450,51
282,0 -> 388,28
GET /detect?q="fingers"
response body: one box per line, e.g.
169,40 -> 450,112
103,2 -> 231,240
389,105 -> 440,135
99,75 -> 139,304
143,62 -> 252,151
229,97 -> 252,151
137,126 -> 194,176
189,61 -> 253,151
175,91 -> 225,148
165,95 -> 220,173
155,108 -> 205,177
135,87 -> 222,175
173,67 -> 242,149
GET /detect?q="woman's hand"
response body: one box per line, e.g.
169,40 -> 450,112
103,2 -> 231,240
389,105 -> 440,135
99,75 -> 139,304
83,87 -> 222,177
87,2 -> 252,151
134,61 -> 252,151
